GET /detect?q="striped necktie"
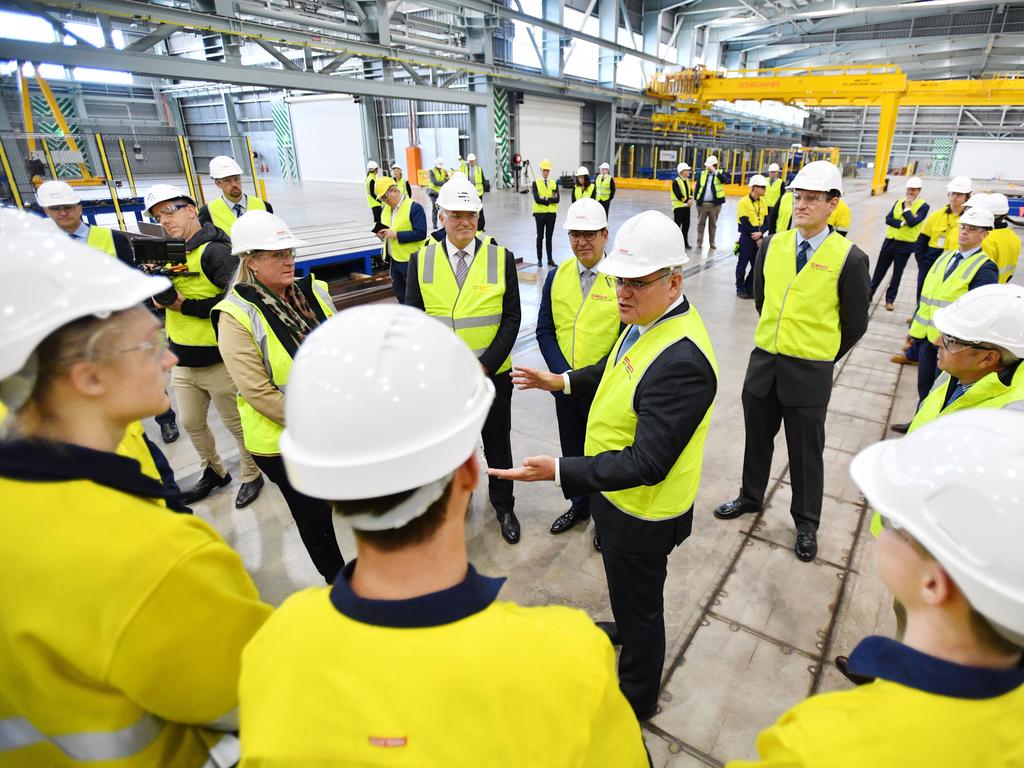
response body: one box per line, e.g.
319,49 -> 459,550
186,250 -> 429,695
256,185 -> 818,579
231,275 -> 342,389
233,203 -> 244,217
944,252 -> 963,280
796,239 -> 811,272
455,250 -> 469,288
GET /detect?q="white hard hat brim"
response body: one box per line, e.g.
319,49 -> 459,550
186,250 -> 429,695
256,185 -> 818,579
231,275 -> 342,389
598,250 -> 689,279
232,235 -> 307,256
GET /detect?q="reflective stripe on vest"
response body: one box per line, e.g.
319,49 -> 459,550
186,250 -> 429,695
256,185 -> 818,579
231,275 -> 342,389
596,175 -> 612,202
910,251 -> 992,343
86,225 -> 116,258
533,178 -> 559,214
754,230 -> 852,361
698,170 -> 724,201
584,307 -> 718,520
381,197 -> 425,263
209,196 -> 267,236
366,175 -> 382,209
776,192 -> 793,231
763,178 -> 784,209
574,184 -> 595,201
551,258 -> 620,369
671,178 -> 691,210
885,197 -> 926,243
417,240 -> 510,373
166,242 -> 220,348
0,713 -> 164,762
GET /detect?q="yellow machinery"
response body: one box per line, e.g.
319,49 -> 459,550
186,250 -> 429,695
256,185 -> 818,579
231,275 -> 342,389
649,66 -> 1024,195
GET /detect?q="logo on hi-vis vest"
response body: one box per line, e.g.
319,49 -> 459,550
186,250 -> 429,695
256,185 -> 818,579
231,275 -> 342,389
623,356 -> 634,374
811,262 -> 831,272
369,737 -> 408,748
591,292 -> 612,301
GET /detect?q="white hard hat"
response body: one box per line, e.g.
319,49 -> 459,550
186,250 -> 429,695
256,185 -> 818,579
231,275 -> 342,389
576,166 -> 590,177
231,211 -> 307,256
390,163 -> 402,171
965,192 -> 990,210
677,162 -> 691,173
704,155 -> 718,167
850,409 -> 1024,644
905,176 -> 923,189
933,283 -> 1024,358
434,157 -> 444,167
946,176 -> 972,194
790,160 -> 843,196
436,176 -> 482,212
563,198 -> 608,232
279,304 -> 495,512
367,160 -> 379,171
987,193 -> 1010,217
209,155 -> 243,179
960,206 -> 994,228
749,174 -> 768,188
0,209 -> 171,392
599,210 -> 689,279
768,162 -> 781,173
144,184 -> 194,214
599,162 -> 610,170
36,180 -> 79,207
466,153 -> 477,163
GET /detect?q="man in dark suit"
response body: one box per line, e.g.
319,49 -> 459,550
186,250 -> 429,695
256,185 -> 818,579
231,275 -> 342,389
491,210 -> 718,721
713,161 -> 870,562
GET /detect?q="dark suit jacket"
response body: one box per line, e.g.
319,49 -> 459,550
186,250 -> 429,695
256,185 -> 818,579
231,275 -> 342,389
405,236 -> 521,375
746,231 -> 870,407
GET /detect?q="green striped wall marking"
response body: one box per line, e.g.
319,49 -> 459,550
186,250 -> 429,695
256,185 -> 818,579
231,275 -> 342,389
493,87 -> 511,189
271,96 -> 297,179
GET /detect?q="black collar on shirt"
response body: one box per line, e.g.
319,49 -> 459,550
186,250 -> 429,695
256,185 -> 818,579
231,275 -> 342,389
0,438 -> 170,500
330,559 -> 505,628
848,636 -> 1024,699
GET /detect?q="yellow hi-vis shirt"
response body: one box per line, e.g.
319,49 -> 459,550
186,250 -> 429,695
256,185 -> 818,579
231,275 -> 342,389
207,196 -> 267,235
727,636 -> 1024,768
166,243 -> 220,348
86,225 -> 117,257
550,257 -> 620,369
239,565 -> 649,768
0,441 -> 271,768
983,226 -> 1021,284
827,198 -> 851,232
380,196 -> 425,263
921,205 -> 960,251
737,194 -> 767,232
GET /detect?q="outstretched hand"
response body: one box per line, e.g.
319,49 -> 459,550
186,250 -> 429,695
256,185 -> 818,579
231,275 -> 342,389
488,455 -> 556,482
510,366 -> 564,392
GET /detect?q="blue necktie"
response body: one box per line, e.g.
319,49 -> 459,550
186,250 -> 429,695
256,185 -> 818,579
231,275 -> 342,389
944,252 -> 963,280
616,325 -> 641,364
233,203 -> 244,217
948,382 -> 970,405
796,239 -> 811,273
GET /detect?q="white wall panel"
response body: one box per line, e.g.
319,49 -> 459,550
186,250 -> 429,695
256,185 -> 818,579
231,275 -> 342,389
518,94 -> 583,177
288,95 -> 365,183
950,139 -> 1024,182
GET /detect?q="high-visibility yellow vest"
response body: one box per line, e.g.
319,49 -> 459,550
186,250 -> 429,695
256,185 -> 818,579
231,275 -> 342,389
828,198 -> 851,232
595,174 -> 613,202
584,307 -> 717,520
533,178 -> 559,214
910,250 -> 993,343
573,183 -> 595,201
458,160 -> 469,176
921,206 -> 960,250
468,165 -> 484,196
737,195 -> 767,230
238,587 -> 649,767
0,471 -> 270,768
754,229 -> 852,361
776,191 -> 793,231
885,197 -> 926,243
550,258 -> 620,369
697,170 -> 724,201
381,197 -> 425,263
982,227 -> 1021,284
763,178 -> 784,208
213,278 -> 334,455
671,177 -> 692,210
416,239 -> 511,373
86,225 -> 117,258
166,242 -> 220,348
365,174 -> 382,209
428,168 -> 448,193
208,196 -> 267,235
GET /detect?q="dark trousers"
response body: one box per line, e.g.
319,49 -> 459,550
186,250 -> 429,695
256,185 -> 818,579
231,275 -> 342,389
870,240 -> 912,304
390,259 -> 409,304
155,407 -> 176,427
371,206 -> 382,226
534,212 -> 556,262
740,378 -> 828,532
916,340 -> 939,404
599,200 -> 610,217
673,206 -> 691,247
252,453 -> 344,583
554,393 -> 592,514
478,206 -> 486,232
736,236 -> 757,295
143,433 -> 189,514
428,194 -> 439,229
483,370 -> 515,513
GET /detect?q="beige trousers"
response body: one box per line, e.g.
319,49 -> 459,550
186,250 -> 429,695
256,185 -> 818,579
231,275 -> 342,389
170,363 -> 260,482
696,201 -> 721,249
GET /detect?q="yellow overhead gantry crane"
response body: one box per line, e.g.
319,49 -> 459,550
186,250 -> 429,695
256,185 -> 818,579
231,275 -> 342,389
648,66 -> 1024,195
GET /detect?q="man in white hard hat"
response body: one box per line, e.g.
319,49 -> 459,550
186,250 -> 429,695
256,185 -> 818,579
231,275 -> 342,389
494,210 -> 718,721
670,162 -> 694,249
536,198 -> 621,546
465,153 -> 487,230
728,410 -> 1024,768
980,193 -> 1021,284
198,155 -> 272,236
871,176 -> 929,312
573,166 -> 595,201
595,162 -> 616,216
237,305 -> 649,767
763,162 -> 785,225
374,175 -> 427,304
714,161 -> 870,563
695,154 -> 725,251
427,157 -> 448,229
406,176 -> 523,544
35,180 -> 133,263
532,159 -> 560,266
365,160 -> 383,225
389,162 -> 413,198
145,184 -> 264,508
735,174 -> 768,299
893,205 -> 999,430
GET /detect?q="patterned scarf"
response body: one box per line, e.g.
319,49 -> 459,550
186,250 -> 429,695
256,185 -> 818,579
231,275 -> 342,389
250,280 -> 321,348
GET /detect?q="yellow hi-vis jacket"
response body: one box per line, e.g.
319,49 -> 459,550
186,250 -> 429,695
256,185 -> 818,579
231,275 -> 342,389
775,191 -> 794,231
428,167 -> 448,193
365,173 -> 382,210
86,225 -> 117,257
671,177 -> 692,209
468,164 -> 485,197
584,306 -> 717,519
166,243 -> 220,348
207,196 -> 267,235
212,276 -> 335,455
238,569 -> 649,767
416,239 -> 512,373
983,226 -> 1021,284
921,205 -> 960,251
827,198 -> 851,233
381,196 -> 425,263
0,442 -> 271,768
754,230 -> 853,361
909,249 -> 993,344
763,177 -> 784,209
533,177 -> 559,213
573,183 -> 596,201
596,173 -> 613,201
884,197 -> 927,243
550,257 -> 620,369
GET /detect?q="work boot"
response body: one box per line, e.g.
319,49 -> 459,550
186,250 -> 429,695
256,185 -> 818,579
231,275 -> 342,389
181,466 -> 232,505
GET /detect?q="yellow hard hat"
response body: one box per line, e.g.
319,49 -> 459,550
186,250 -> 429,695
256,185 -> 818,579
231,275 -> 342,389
374,175 -> 398,198
539,159 -> 552,171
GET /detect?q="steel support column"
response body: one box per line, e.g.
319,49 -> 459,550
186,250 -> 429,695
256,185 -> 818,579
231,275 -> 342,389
468,76 -> 495,181
222,93 -> 248,172
598,0 -> 619,87
595,102 -> 616,173
542,0 -> 564,78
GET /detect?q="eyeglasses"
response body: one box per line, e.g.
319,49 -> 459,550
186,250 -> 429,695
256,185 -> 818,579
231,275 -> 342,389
254,249 -> 296,262
116,334 -> 168,361
940,333 -> 994,354
446,211 -> 479,221
568,231 -> 601,243
150,203 -> 189,222
790,191 -> 830,204
46,204 -> 79,213
613,271 -> 672,292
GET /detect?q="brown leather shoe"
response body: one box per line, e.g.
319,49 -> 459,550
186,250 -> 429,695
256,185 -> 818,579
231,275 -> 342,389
835,655 -> 875,686
890,353 -> 918,366
885,302 -> 894,311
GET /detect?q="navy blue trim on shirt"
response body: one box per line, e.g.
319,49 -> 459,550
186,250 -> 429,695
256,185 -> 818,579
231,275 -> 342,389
848,635 -> 1024,700
330,560 -> 506,628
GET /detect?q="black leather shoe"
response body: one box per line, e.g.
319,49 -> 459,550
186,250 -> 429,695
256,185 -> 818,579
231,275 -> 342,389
235,476 -> 264,509
160,421 -> 179,444
713,498 -> 761,520
546,258 -> 556,267
795,530 -> 818,562
593,532 -> 602,552
890,422 -> 910,434
835,655 -> 875,686
180,467 -> 232,505
736,291 -> 752,300
595,620 -> 621,645
497,509 -> 520,544
550,506 -> 590,534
